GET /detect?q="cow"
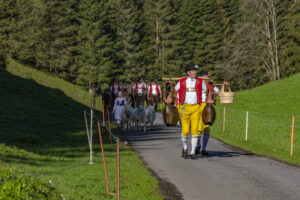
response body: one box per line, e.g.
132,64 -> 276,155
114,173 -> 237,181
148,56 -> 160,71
144,104 -> 156,131
120,103 -> 133,131
131,104 -> 145,131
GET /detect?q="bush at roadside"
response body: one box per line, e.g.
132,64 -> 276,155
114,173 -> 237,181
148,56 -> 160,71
0,168 -> 62,200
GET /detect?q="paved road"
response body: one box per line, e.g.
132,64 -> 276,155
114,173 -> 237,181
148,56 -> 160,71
124,113 -> 300,200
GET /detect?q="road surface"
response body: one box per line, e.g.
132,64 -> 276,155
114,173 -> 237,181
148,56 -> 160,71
124,113 -> 300,200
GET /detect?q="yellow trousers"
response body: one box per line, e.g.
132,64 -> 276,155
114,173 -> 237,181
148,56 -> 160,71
198,103 -> 210,134
178,104 -> 201,137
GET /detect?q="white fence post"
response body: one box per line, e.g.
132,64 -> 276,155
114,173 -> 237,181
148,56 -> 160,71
245,111 -> 248,141
84,111 -> 93,164
89,109 -> 94,164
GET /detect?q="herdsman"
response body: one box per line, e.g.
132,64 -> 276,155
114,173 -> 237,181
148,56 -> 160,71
147,80 -> 162,111
111,80 -> 122,98
132,79 -> 147,107
170,64 -> 206,159
196,70 -> 228,156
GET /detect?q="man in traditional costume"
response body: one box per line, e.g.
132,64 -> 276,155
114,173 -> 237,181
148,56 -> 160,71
111,80 -> 122,99
132,79 -> 147,107
196,71 -> 228,156
173,64 -> 206,159
147,80 -> 162,111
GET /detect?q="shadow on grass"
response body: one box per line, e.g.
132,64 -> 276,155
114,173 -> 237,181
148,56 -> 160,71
0,68 -> 117,165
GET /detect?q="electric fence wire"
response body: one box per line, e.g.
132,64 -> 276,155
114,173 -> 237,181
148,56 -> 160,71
247,114 -> 300,129
214,106 -> 299,117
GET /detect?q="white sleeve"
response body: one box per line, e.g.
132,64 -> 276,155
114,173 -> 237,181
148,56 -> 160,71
132,84 -> 136,89
158,85 -> 161,91
202,81 -> 207,92
214,86 -> 219,93
148,85 -> 150,90
175,82 -> 180,92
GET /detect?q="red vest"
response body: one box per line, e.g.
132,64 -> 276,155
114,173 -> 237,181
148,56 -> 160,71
112,83 -> 121,93
149,84 -> 160,95
135,82 -> 145,92
178,77 -> 202,104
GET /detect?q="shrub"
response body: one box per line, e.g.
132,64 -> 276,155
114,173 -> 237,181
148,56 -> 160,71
0,168 -> 62,200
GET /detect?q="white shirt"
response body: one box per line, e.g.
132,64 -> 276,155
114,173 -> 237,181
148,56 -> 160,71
111,83 -> 122,95
148,84 -> 161,95
175,77 -> 206,104
202,86 -> 219,102
133,82 -> 146,94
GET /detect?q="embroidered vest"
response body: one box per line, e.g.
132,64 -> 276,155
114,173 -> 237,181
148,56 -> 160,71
178,77 -> 202,104
149,84 -> 160,95
135,83 -> 145,92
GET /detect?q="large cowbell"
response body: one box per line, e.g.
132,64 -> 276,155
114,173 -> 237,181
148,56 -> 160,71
163,104 -> 179,127
202,103 -> 216,125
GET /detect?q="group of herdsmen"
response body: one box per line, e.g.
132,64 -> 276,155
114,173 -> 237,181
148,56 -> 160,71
109,79 -> 162,111
106,64 -> 228,160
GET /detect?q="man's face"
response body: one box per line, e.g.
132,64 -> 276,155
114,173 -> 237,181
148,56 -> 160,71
187,70 -> 197,79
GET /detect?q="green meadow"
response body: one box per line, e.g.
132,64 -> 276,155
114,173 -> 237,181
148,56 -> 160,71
0,60 -> 163,199
211,73 -> 300,165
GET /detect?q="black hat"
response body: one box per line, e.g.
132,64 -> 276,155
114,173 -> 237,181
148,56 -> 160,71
198,70 -> 209,77
185,64 -> 199,72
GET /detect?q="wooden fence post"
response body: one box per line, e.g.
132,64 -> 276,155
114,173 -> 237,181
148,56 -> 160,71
290,115 -> 295,156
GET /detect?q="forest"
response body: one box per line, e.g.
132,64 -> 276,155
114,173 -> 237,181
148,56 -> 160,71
0,0 -> 299,91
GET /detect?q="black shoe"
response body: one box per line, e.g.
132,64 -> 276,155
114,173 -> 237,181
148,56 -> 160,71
191,153 -> 198,160
201,150 -> 209,156
195,147 -> 201,155
182,149 -> 188,159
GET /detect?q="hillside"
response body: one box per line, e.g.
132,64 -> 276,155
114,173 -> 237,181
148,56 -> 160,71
212,73 -> 300,165
0,60 -> 163,200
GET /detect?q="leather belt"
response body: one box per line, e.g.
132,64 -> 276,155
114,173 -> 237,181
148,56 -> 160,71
186,88 -> 195,92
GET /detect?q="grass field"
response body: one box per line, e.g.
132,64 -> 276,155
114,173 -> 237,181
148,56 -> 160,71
0,60 -> 164,199
211,73 -> 300,165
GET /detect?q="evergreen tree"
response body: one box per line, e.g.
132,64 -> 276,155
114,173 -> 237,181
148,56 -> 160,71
280,0 -> 300,77
45,0 -> 80,80
0,0 -> 17,54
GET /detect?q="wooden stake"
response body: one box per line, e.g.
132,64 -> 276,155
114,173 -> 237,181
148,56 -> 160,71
223,106 -> 226,133
290,115 -> 295,156
107,109 -> 112,143
117,138 -> 120,200
97,122 -> 109,194
102,100 -> 105,126
245,111 -> 248,141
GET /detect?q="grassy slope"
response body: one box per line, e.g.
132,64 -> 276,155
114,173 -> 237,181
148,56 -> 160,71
211,73 -> 300,165
0,60 -> 163,200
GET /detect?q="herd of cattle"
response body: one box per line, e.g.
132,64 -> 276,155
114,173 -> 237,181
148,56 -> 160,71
120,104 -> 156,132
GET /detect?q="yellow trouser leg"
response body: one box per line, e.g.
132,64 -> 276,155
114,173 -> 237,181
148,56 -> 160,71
181,104 -> 200,137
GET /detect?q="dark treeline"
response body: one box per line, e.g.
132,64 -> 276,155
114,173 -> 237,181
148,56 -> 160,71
0,0 -> 299,91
